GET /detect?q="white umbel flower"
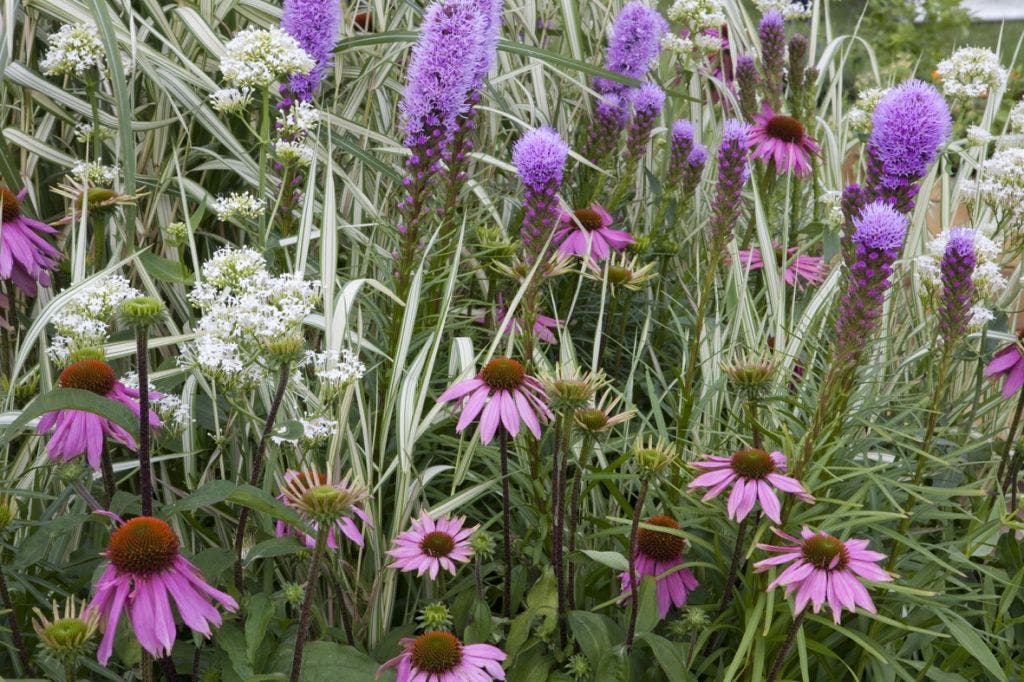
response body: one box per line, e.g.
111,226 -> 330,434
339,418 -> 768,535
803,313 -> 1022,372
753,0 -> 811,20
47,275 -> 141,362
40,24 -> 106,77
273,140 -> 314,167
307,349 -> 366,393
70,161 -> 120,186
963,148 -> 1024,222
966,126 -> 993,147
667,0 -> 725,31
277,102 -> 320,139
220,27 -> 315,89
209,87 -> 253,114
848,88 -> 889,135
915,227 -> 1006,300
936,47 -> 1008,99
212,192 -> 266,220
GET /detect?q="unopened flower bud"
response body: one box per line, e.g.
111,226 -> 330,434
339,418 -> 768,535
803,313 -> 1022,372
121,296 -> 165,329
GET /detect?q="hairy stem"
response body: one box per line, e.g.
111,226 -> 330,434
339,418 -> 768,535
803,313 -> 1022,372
0,565 -> 33,675
136,327 -> 153,516
499,429 -> 513,618
290,526 -> 328,682
624,478 -> 650,651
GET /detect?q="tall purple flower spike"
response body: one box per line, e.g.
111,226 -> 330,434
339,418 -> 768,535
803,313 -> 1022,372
708,120 -> 750,248
281,0 -> 342,101
594,1 -> 668,95
736,55 -> 760,121
624,83 -> 665,164
834,201 -> 908,368
582,93 -> 629,163
938,228 -> 977,343
758,11 -> 786,111
514,126 -> 569,264
667,119 -> 696,192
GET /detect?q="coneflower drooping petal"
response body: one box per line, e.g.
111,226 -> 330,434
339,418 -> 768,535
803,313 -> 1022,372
938,227 -> 977,344
865,79 -> 951,212
624,83 -> 665,165
514,126 -> 569,263
758,11 -> 786,111
594,2 -> 669,95
736,54 -> 760,121
833,201 -> 908,368
280,0 -> 342,101
582,93 -> 629,164
707,120 -> 750,249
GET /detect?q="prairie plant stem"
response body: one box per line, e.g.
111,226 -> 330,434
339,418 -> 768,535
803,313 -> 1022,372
717,517 -> 748,616
566,436 -> 593,613
290,526 -> 328,682
766,610 -> 805,682
258,89 -> 270,240
136,327 -> 153,516
64,661 -> 77,682
234,362 -> 291,592
624,478 -> 650,652
158,655 -> 178,681
676,256 -> 721,448
552,418 -> 569,648
0,565 -> 32,675
141,651 -> 154,682
100,443 -> 116,507
997,388 -> 1024,487
499,429 -> 513,618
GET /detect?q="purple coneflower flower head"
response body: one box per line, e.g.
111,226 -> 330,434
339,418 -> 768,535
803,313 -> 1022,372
1,187 -> 60,297
985,332 -> 1024,397
758,11 -> 786,110
688,449 -> 814,523
494,300 -> 562,344
377,631 -> 507,681
274,470 -> 371,549
90,516 -> 238,664
736,55 -> 760,121
866,80 -> 951,206
938,227 -> 977,343
624,83 -> 665,163
387,510 -> 477,579
513,126 -> 569,263
555,203 -> 634,263
733,245 -> 828,288
594,2 -> 668,95
618,515 -> 699,618
280,0 -> 342,100
708,120 -> 750,248
754,527 -> 891,623
437,357 -> 553,443
37,359 -> 163,471
583,93 -> 629,163
748,104 -> 820,177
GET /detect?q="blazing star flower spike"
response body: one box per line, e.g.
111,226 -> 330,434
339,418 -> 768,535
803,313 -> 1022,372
758,10 -> 786,110
513,126 -> 569,263
624,83 -> 665,162
280,0 -> 342,100
688,449 -> 814,523
594,2 -> 669,95
707,119 -> 750,248
618,515 -> 699,618
936,227 -> 978,343
387,510 -> 477,579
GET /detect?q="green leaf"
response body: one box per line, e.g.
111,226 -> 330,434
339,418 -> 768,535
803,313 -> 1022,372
936,613 -> 1008,682
245,537 -> 306,563
245,593 -> 275,667
138,251 -> 193,283
293,642 -> 382,681
162,480 -> 306,529
581,549 -> 629,572
634,576 -> 660,636
638,632 -> 693,682
567,611 -> 618,665
0,388 -> 139,448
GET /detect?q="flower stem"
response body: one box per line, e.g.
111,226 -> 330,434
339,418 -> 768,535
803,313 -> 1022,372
997,388 -> 1024,487
290,526 -> 328,682
716,517 -> 748,616
100,443 -> 116,508
0,564 -> 32,675
499,428 -> 513,618
676,257 -> 721,448
258,89 -> 271,241
624,478 -> 650,652
141,651 -> 154,682
567,436 -> 594,613
64,660 -> 77,682
552,417 -> 568,649
766,610 -> 805,682
136,326 -> 154,517
234,362 -> 291,593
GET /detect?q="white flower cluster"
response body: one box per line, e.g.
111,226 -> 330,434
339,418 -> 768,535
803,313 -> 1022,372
209,87 -> 253,114
70,160 -> 119,186
306,348 -> 366,393
936,47 -> 1008,99
966,125 -> 994,147
40,23 -> 106,77
820,190 -> 844,226
48,274 -> 141,363
274,140 -> 314,168
916,228 -> 1006,332
848,88 -> 889,135
277,102 -> 320,138
181,247 -> 320,386
271,415 -> 338,447
661,34 -> 695,58
1009,99 -> 1024,134
72,123 -> 112,144
667,0 -> 725,32
753,0 -> 812,20
120,372 -> 191,428
219,27 -> 315,89
963,148 -> 1024,222
212,192 -> 265,221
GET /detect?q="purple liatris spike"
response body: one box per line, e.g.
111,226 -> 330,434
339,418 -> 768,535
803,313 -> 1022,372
839,183 -> 867,264
624,84 -> 665,165
708,120 -> 750,248
594,1 -> 668,95
514,126 -> 569,263
758,11 -> 786,111
834,201 -> 908,368
938,228 -> 977,343
865,79 -> 951,212
666,119 -> 695,187
583,93 -> 629,164
736,55 -> 760,122
469,0 -> 504,89
281,0 -> 342,101
682,144 -> 707,198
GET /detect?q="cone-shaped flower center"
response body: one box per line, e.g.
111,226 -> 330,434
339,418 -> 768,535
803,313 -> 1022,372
411,631 -> 463,673
480,357 -> 526,391
575,407 -> 609,432
773,246 -> 789,268
572,208 -> 605,232
801,534 -> 848,570
59,360 -> 117,396
765,115 -> 805,144
608,265 -> 633,286
42,619 -> 91,652
107,517 -> 180,575
0,187 -> 21,222
302,485 -> 350,518
420,531 -> 456,558
730,448 -> 776,479
637,515 -> 684,562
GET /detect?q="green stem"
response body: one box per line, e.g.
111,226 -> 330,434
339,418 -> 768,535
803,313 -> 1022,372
499,429 -> 513,618
624,478 -> 650,652
258,89 -> 271,242
290,526 -> 328,682
676,254 -> 722,448
766,610 -> 804,682
0,564 -> 32,675
136,327 -> 153,516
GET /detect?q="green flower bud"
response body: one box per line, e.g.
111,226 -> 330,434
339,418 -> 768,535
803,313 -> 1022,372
32,598 -> 99,662
566,653 -> 591,679
282,582 -> 305,607
121,296 -> 165,329
265,334 -> 306,364
165,221 -> 190,248
417,602 -> 453,632
469,530 -> 495,559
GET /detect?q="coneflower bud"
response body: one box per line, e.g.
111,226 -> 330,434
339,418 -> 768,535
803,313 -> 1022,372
417,602 -> 453,631
469,529 -> 496,558
736,55 -> 760,122
630,437 -> 677,477
32,598 -> 99,663
282,582 -> 305,606
708,120 -> 750,249
513,126 -> 569,264
121,296 -> 165,329
624,84 -> 665,167
758,11 -> 786,111
666,119 -> 695,189
721,353 -> 776,397
938,228 -> 977,343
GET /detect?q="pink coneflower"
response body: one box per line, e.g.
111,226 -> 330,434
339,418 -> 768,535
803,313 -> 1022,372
387,510 -> 476,579
437,357 -> 553,443
554,204 -> 634,262
619,515 -> 699,618
275,469 -> 371,549
89,516 -> 238,664
376,630 -> 506,681
688,449 -> 814,524
754,527 -> 891,623
37,359 -> 162,470
733,245 -> 829,288
984,333 -> 1024,397
1,186 -> 60,297
748,105 -> 819,177
492,295 -> 562,344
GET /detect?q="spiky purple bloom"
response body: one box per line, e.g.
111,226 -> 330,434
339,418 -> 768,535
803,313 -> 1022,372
666,119 -> 695,187
938,228 -> 977,343
624,83 -> 665,164
834,201 -> 908,367
736,55 -> 760,121
682,145 -> 708,198
758,11 -> 786,111
514,126 -> 569,263
708,120 -> 750,248
280,0 -> 342,101
840,183 -> 868,264
865,80 -> 951,211
594,2 -> 668,95
583,93 -> 629,163
469,0 -> 504,89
